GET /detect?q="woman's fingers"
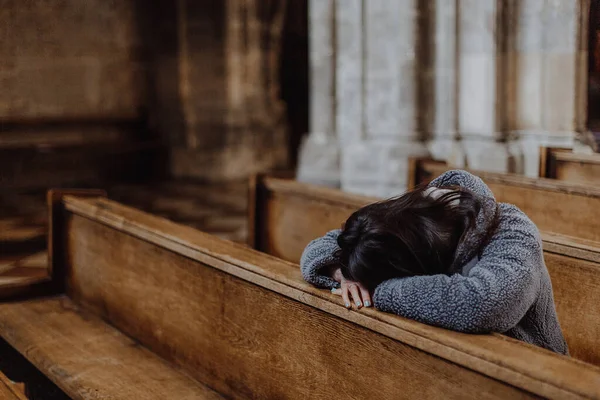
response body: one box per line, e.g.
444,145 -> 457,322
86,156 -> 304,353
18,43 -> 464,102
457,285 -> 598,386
331,267 -> 343,283
348,284 -> 362,308
341,284 -> 352,309
334,279 -> 370,310
359,284 -> 372,307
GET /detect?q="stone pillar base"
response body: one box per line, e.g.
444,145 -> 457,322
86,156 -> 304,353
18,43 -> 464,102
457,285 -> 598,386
459,137 -> 514,174
510,131 -> 576,177
341,140 -> 429,197
427,136 -> 466,168
296,132 -> 341,188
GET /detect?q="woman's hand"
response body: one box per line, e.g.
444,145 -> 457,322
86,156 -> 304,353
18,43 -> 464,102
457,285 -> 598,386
331,267 -> 372,309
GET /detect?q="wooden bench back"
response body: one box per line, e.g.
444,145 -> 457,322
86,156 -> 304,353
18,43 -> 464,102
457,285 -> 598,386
409,158 -> 600,242
541,147 -> 600,186
249,175 -> 600,366
42,192 -> 600,399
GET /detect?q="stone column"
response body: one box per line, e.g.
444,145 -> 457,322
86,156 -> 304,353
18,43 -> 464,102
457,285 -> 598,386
542,0 -> 588,136
335,0 -> 363,144
507,0 -> 589,177
429,0 -> 464,166
341,0 -> 428,197
457,0 -> 511,173
170,0 -> 289,181
297,0 -> 340,186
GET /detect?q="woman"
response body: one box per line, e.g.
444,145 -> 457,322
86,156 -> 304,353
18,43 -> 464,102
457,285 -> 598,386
300,170 -> 568,355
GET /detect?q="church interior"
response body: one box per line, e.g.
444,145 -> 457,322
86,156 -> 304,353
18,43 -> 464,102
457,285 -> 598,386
1,1 -> 600,399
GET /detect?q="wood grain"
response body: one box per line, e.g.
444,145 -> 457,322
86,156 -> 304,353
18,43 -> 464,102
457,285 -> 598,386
0,221 -> 45,255
541,232 -> 600,264
63,216 -> 535,399
250,176 -> 600,366
410,159 -> 600,242
0,297 -> 224,400
545,252 -> 600,364
47,189 -> 107,289
0,371 -> 26,400
56,196 -> 600,399
0,252 -> 50,299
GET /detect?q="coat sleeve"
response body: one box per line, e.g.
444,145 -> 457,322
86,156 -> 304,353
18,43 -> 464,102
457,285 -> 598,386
372,205 -> 542,333
300,229 -> 342,289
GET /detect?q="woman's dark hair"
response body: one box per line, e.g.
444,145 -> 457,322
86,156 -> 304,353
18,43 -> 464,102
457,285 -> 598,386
336,186 -> 482,290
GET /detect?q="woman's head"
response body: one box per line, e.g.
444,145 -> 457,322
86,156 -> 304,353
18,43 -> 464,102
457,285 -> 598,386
336,186 -> 482,290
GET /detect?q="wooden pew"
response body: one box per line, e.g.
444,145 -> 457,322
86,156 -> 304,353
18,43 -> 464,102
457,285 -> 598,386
0,220 -> 45,255
2,192 -> 600,398
249,175 -> 600,368
540,147 -> 600,186
408,158 -> 600,242
0,252 -> 49,300
0,191 -> 224,399
0,126 -> 164,190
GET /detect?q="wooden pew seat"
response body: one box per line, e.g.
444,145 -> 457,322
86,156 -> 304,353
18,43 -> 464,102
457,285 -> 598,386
0,296 -> 223,400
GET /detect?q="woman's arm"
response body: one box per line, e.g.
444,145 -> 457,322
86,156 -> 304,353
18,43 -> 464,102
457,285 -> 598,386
300,229 -> 342,289
300,230 -> 373,308
372,204 -> 542,333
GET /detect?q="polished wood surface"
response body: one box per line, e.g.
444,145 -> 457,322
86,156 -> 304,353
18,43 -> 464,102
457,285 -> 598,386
1,192 -> 598,398
0,297 -> 224,400
0,252 -> 49,299
48,195 -> 600,399
0,370 -> 26,400
250,176 -> 600,366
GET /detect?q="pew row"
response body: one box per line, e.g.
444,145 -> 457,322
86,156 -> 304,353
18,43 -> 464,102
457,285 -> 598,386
541,147 -> 600,186
0,190 -> 107,301
408,158 -> 600,242
248,175 -> 600,367
2,194 -> 600,398
0,252 -> 49,300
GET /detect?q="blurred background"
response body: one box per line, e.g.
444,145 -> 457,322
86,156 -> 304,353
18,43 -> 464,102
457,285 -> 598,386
0,0 -> 598,252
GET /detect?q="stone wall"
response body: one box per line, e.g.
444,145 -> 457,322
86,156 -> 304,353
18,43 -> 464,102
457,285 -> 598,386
1,0 -> 291,183
165,0 -> 289,181
0,0 -> 148,121
299,0 -> 591,196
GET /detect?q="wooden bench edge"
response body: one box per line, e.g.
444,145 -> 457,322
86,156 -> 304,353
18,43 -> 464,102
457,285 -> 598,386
47,189 -> 107,291
412,158 -> 600,198
258,175 -> 600,264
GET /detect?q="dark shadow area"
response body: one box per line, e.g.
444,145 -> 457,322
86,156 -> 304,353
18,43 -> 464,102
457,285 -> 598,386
0,338 -> 69,400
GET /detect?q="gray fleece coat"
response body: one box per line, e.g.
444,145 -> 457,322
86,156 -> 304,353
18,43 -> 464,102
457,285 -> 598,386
300,170 -> 568,355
